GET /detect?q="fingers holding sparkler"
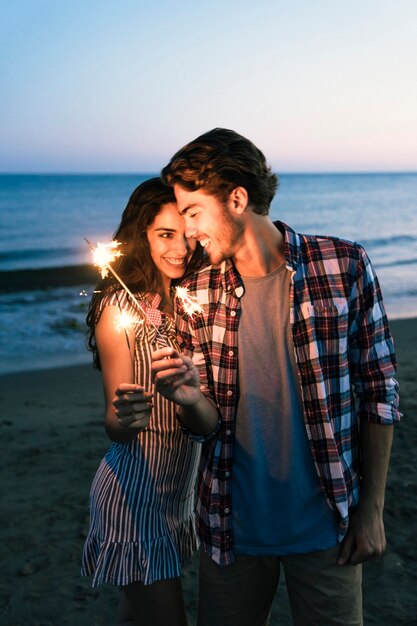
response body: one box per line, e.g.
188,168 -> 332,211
151,347 -> 187,384
151,347 -> 200,406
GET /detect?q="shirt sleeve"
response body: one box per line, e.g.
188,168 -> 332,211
348,245 -> 401,424
96,289 -> 133,316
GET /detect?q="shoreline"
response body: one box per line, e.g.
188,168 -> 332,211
0,316 -> 415,378
0,316 -> 417,378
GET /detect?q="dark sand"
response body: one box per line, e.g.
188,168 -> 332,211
0,317 -> 416,625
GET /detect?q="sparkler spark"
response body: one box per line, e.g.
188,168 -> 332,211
85,238 -> 168,346
90,240 -> 123,278
114,310 -> 143,333
175,286 -> 203,318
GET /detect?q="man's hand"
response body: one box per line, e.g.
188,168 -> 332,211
337,503 -> 386,565
338,422 -> 393,565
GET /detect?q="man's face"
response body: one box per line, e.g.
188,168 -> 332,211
174,184 -> 244,266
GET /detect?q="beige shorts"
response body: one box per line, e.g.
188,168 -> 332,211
198,545 -> 362,626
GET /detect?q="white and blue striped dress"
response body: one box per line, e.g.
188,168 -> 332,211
81,291 -> 200,587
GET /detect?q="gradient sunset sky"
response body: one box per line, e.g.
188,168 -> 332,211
1,0 -> 416,173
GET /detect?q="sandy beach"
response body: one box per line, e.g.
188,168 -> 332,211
0,316 -> 416,625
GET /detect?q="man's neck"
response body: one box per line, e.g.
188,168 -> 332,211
233,216 -> 285,278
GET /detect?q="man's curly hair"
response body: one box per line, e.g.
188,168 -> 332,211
161,128 -> 278,215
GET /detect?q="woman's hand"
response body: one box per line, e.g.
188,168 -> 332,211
151,347 -> 201,406
151,347 -> 219,436
113,383 -> 154,430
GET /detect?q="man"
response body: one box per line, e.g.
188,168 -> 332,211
151,128 -> 400,626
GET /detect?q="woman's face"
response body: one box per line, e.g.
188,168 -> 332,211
146,202 -> 197,282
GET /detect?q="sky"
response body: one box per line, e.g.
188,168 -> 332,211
1,0 -> 416,173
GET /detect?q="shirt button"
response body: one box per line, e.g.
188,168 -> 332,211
224,507 -> 230,514
225,471 -> 231,477
227,390 -> 233,396
226,429 -> 232,436
230,311 -> 236,317
228,350 -> 234,356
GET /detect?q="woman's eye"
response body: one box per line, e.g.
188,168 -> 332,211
160,232 -> 173,238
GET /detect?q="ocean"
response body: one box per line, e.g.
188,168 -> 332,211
1,173 -> 416,374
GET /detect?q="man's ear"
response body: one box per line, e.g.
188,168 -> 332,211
229,187 -> 249,214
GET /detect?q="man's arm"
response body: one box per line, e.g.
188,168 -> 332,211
338,245 -> 399,565
337,422 -> 393,565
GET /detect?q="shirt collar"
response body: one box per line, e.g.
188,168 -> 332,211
274,220 -> 301,272
219,258 -> 244,298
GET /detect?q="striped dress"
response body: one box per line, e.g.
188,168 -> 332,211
81,290 -> 201,587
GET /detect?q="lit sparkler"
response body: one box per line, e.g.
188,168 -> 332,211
175,286 -> 203,318
114,310 -> 143,333
85,238 -> 167,346
91,240 -> 123,279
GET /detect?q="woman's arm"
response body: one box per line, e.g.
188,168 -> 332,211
95,306 -> 153,442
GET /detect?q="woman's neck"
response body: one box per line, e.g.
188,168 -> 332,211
159,279 -> 173,315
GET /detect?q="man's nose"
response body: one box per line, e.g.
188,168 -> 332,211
185,222 -> 197,239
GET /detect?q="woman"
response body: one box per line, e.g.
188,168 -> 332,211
81,178 -> 203,625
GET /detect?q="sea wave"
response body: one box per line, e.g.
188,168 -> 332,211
376,257 -> 417,269
0,284 -> 92,375
359,234 -> 417,249
0,246 -> 81,262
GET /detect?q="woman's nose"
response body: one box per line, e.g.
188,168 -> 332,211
173,235 -> 191,255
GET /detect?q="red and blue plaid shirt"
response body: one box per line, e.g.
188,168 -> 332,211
175,221 -> 401,566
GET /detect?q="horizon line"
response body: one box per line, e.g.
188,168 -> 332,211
1,170 -> 417,176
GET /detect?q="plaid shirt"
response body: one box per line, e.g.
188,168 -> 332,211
175,221 -> 401,566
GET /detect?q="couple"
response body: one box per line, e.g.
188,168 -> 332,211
82,129 -> 400,626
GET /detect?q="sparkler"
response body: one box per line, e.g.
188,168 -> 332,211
85,238 -> 167,346
175,286 -> 203,318
114,310 -> 143,334
90,240 -> 123,279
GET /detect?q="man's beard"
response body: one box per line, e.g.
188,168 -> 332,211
208,203 -> 245,266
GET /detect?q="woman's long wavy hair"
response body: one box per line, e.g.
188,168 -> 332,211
86,177 -> 204,369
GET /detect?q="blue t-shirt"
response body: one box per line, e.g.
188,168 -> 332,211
232,265 -> 339,555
